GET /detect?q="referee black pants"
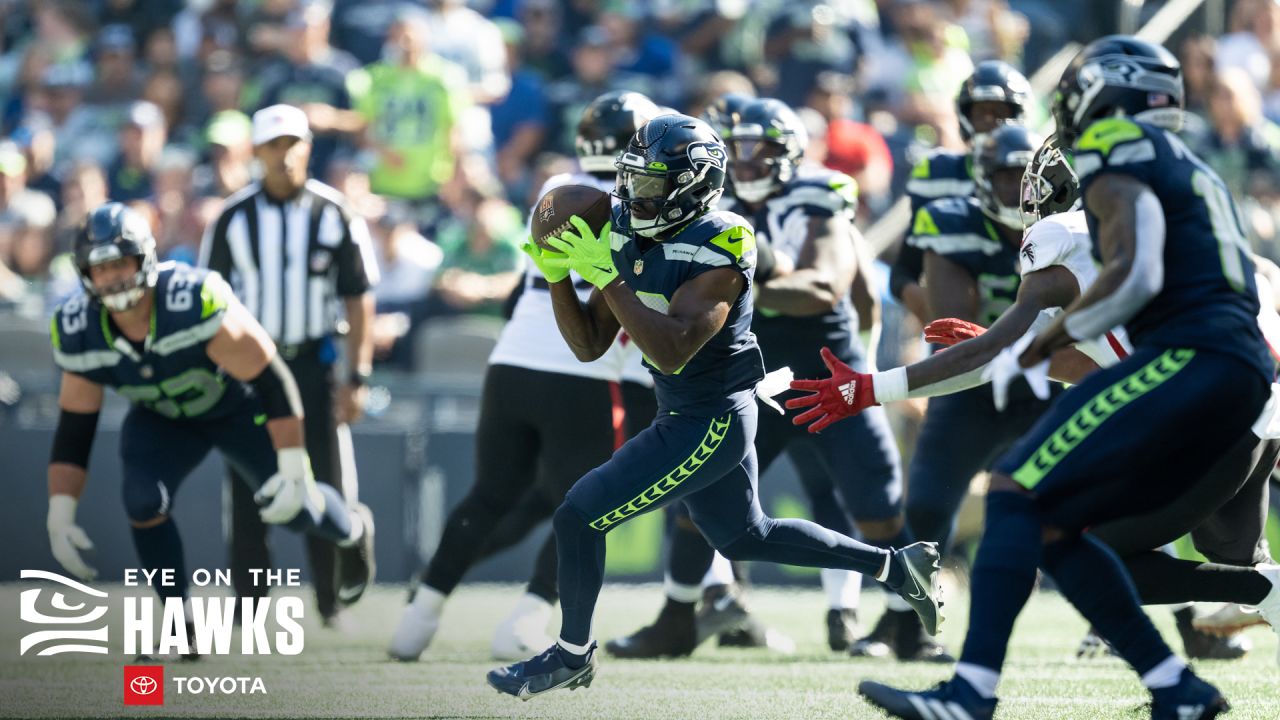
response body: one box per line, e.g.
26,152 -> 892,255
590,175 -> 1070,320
228,347 -> 348,617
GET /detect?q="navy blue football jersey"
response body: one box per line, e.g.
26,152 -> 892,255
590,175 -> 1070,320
50,262 -> 253,419
611,208 -> 766,416
906,196 -> 1021,325
1073,118 -> 1270,380
749,168 -> 862,376
907,149 -> 973,216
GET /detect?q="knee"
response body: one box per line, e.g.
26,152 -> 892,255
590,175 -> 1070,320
713,523 -> 769,562
553,502 -> 592,536
855,516 -> 904,542
124,481 -> 169,525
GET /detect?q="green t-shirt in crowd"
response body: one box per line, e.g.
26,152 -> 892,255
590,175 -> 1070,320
347,56 -> 469,200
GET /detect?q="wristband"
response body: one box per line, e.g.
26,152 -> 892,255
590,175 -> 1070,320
871,367 -> 909,403
349,368 -> 371,388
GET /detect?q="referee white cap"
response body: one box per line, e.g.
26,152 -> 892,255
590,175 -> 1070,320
252,104 -> 312,146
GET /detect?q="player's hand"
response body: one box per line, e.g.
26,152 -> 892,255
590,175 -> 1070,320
543,217 -> 618,289
785,347 -> 878,433
923,318 -> 987,346
521,240 -> 570,284
983,329 -> 1051,411
256,448 -> 322,524
47,495 -> 96,580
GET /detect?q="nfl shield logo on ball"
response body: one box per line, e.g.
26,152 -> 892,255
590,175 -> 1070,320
634,259 -> 644,275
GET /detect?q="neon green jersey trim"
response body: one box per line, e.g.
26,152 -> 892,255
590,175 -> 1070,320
1075,118 -> 1144,157
589,415 -> 732,530
1011,349 -> 1195,489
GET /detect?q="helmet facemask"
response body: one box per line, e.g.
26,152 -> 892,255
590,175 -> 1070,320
83,251 -> 157,312
728,137 -> 793,204
1020,137 -> 1080,225
614,152 -> 723,239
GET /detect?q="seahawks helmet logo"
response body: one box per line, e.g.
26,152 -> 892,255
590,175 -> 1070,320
687,142 -> 726,170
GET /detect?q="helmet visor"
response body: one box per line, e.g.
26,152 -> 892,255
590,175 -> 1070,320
616,168 -> 671,220
728,138 -> 785,183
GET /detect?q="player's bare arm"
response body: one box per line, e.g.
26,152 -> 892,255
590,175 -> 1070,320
48,372 -> 104,501
907,265 -> 1080,390
548,279 -> 623,362
601,267 -> 742,375
206,297 -> 304,451
1026,174 -> 1157,364
756,216 -> 856,315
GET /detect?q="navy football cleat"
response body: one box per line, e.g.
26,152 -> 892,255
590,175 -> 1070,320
487,643 -> 597,701
858,677 -> 996,720
893,542 -> 945,636
1150,669 -> 1230,720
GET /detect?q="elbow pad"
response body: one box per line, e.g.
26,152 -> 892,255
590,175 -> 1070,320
50,410 -> 99,469
249,354 -> 305,420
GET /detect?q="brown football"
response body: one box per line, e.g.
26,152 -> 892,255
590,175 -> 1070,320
530,184 -> 612,251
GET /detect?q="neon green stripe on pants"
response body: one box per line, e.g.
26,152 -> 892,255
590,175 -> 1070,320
589,415 -> 732,531
1012,349 -> 1195,489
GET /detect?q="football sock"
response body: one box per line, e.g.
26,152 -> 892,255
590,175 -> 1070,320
704,552 -> 735,587
717,516 -> 890,576
412,584 -> 446,615
1139,654 -> 1186,690
955,662 -> 1001,699
131,517 -> 188,600
556,638 -> 592,669
1042,534 -> 1172,676
821,569 -> 862,610
554,502 -> 607,647
1122,549 -> 1273,605
526,532 -> 560,604
958,491 -> 1041,672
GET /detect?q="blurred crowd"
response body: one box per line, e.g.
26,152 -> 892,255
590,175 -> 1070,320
2,0 -> 1280,370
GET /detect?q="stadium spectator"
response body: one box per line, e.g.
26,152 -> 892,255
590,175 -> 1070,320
764,0 -> 863,108
516,0 -> 571,80
257,0 -> 359,179
429,196 -> 523,319
371,202 -> 444,367
106,100 -> 166,202
545,25 -> 625,154
87,24 -> 145,108
941,0 -> 1029,64
190,51 -> 245,130
53,161 -> 107,252
329,0 -> 405,66
0,141 -> 56,228
344,13 -> 469,209
1195,68 -> 1280,201
599,5 -> 679,99
200,110 -> 254,197
1217,0 -> 1280,93
150,145 -> 199,261
425,0 -> 510,105
10,119 -> 60,203
489,19 -> 549,200
36,61 -> 114,169
1180,34 -> 1218,120
140,68 -> 184,136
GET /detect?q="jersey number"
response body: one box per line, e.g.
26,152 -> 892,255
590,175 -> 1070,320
166,272 -> 198,312
1191,170 -> 1250,292
118,368 -> 225,419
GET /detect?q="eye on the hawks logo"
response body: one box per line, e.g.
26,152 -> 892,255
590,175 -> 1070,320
19,570 -> 110,656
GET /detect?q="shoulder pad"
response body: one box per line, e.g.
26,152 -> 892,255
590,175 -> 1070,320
907,198 -> 1001,256
674,212 -> 756,269
150,263 -> 230,357
1019,213 -> 1085,275
778,170 -> 858,213
907,151 -> 972,199
1072,118 -> 1158,180
50,293 -> 117,373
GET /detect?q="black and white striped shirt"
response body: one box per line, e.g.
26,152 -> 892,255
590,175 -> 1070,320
198,180 -> 379,346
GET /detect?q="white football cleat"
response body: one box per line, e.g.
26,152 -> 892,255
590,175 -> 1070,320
491,593 -> 554,661
1248,564 -> 1280,666
387,585 -> 443,661
1192,603 -> 1266,636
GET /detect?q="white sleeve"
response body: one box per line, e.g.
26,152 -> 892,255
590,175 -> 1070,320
1018,219 -> 1075,277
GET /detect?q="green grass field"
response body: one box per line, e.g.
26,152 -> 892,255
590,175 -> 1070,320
2,581 -> 1277,719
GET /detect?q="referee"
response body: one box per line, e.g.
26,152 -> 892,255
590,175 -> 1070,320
199,104 -> 379,624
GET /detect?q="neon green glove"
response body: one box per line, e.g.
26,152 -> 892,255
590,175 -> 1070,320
521,239 -> 570,283
543,217 -> 618,289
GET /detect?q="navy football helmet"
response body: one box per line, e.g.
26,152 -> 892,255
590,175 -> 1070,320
725,98 -> 807,204
1051,35 -> 1183,148
614,114 -> 728,239
576,91 -> 662,177
956,60 -> 1033,143
973,123 -> 1042,229
74,202 -> 158,311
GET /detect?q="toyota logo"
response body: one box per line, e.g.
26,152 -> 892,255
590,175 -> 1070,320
130,676 -> 158,696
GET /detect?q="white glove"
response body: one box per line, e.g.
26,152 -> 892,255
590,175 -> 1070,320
47,495 -> 96,580
755,366 -> 794,415
255,448 -> 322,524
983,329 -> 1051,411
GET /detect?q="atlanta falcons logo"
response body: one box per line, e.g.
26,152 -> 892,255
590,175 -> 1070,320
839,381 -> 856,405
1020,242 -> 1035,266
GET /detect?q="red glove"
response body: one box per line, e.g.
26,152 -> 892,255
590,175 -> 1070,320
786,347 -> 878,433
923,318 -> 987,347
